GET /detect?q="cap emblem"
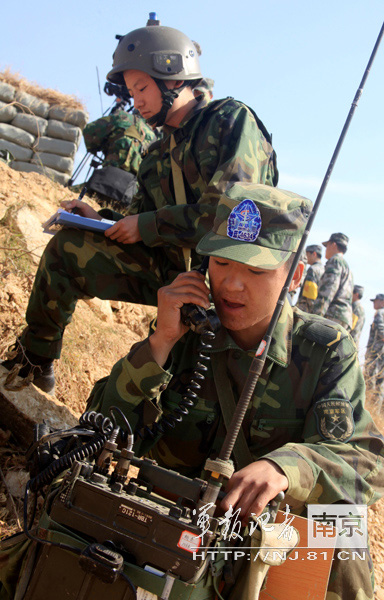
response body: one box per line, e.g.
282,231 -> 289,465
227,199 -> 262,242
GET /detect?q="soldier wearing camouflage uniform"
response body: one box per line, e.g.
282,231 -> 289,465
365,293 -> 384,411
296,244 -> 324,312
351,284 -> 366,350
193,77 -> 214,102
312,232 -> 353,330
1,20 -> 277,394
83,109 -> 156,174
88,183 -> 384,600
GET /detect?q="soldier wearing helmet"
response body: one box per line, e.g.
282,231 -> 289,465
107,19 -> 204,128
1,15 -> 278,393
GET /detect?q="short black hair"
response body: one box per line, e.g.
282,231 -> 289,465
336,242 -> 347,253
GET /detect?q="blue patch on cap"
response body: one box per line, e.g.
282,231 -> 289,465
227,199 -> 262,242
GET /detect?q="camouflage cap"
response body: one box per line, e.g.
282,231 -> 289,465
306,244 -> 322,256
353,285 -> 364,296
196,183 -> 312,269
371,293 -> 384,302
322,232 -> 349,247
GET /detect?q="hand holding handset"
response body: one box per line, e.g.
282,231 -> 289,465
180,257 -> 221,334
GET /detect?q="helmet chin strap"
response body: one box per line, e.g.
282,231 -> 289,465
147,79 -> 188,127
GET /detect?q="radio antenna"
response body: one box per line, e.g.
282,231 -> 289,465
201,21 -> 384,508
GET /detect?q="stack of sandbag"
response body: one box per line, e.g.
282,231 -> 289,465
0,74 -> 88,185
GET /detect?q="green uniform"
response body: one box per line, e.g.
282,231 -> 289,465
313,253 -> 353,330
351,299 -> 366,349
296,260 -> 324,312
83,110 -> 156,174
21,98 -> 277,359
365,308 -> 384,408
88,300 -> 384,600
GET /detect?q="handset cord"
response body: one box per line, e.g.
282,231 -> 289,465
138,257 -> 220,439
138,325 -> 216,439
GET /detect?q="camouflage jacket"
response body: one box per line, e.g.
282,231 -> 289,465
103,98 -> 278,272
89,300 -> 384,506
83,111 -> 156,174
366,308 -> 384,356
351,300 -> 365,348
88,301 -> 384,599
296,260 -> 324,312
312,253 -> 353,328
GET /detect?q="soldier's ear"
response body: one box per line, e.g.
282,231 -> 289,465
289,260 -> 305,292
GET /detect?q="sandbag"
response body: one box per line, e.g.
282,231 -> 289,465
31,151 -> 73,174
34,136 -> 76,157
0,123 -> 35,148
48,105 -> 89,128
11,161 -> 70,186
11,113 -> 48,137
15,91 -> 49,118
0,82 -> 15,103
0,101 -> 17,123
0,139 -> 33,161
46,119 -> 81,144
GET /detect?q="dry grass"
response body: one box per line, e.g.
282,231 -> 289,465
0,68 -> 87,111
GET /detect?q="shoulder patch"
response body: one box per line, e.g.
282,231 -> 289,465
314,399 -> 354,442
302,320 -> 346,348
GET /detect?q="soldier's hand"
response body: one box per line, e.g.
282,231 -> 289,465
105,215 -> 141,243
61,199 -> 102,220
221,459 -> 288,524
149,271 -> 211,367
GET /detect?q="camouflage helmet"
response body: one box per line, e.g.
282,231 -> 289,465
107,24 -> 202,86
196,183 -> 312,269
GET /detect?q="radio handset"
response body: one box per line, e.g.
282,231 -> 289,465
179,257 -> 221,334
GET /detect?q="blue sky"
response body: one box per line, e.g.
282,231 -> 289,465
1,1 -> 383,360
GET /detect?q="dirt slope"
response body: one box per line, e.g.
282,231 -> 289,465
0,161 -> 384,596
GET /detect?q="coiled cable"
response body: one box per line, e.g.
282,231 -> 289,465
138,327 -> 216,439
29,411 -> 114,492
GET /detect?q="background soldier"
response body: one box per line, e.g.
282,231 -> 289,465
351,284 -> 366,350
193,77 -> 215,101
1,19 -> 277,394
312,232 -> 353,330
80,108 -> 157,210
296,243 -> 324,312
88,183 -> 384,600
83,109 -> 156,175
365,293 -> 384,411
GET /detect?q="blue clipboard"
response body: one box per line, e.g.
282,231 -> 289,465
43,209 -> 116,235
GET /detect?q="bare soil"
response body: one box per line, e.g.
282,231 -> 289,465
0,160 -> 383,595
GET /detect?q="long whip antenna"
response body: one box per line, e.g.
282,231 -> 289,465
96,66 -> 104,115
201,21 -> 384,506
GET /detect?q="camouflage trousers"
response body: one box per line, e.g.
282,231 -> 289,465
365,351 -> 384,411
20,228 -> 181,359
